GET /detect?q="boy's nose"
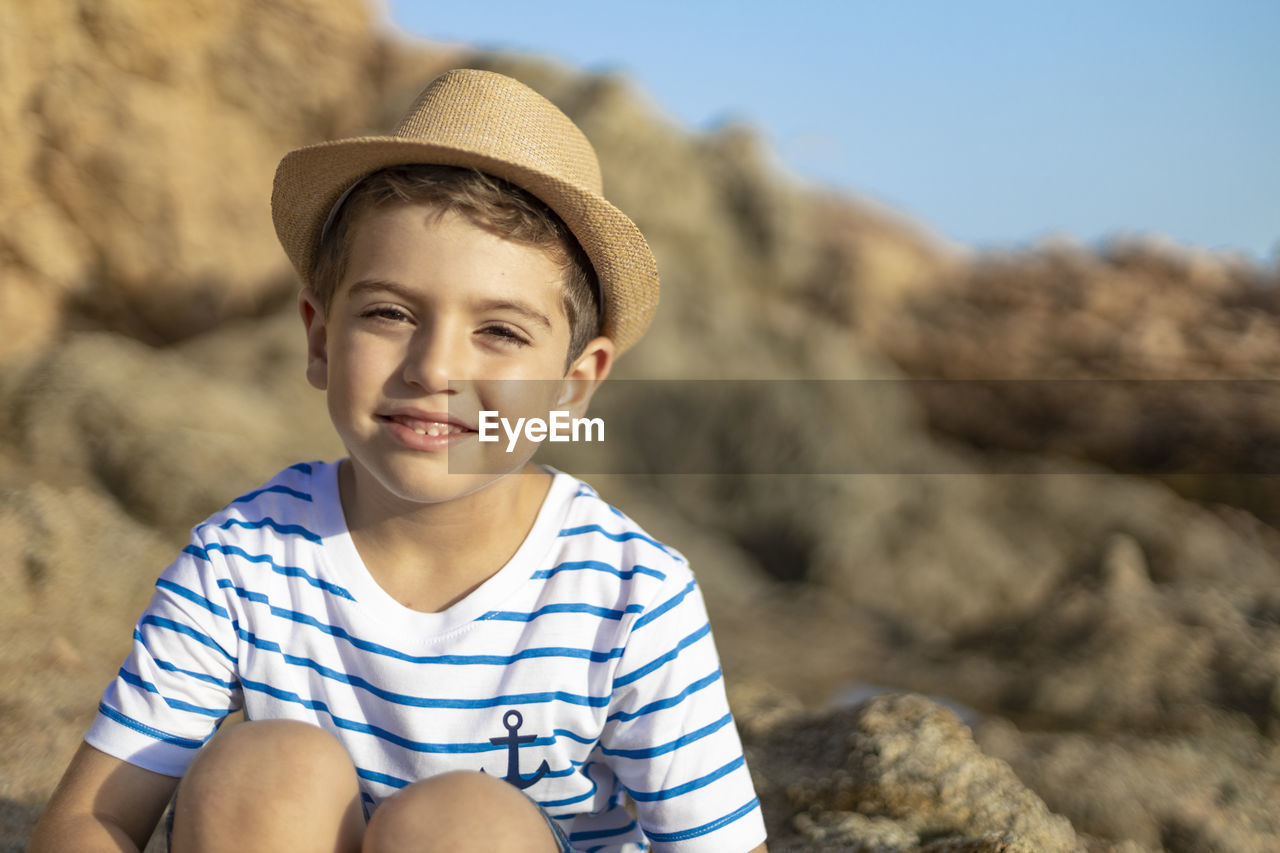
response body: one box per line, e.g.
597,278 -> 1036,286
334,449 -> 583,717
403,327 -> 466,394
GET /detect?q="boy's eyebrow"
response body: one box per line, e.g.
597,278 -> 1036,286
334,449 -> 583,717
470,299 -> 553,330
345,280 -> 553,330
346,279 -> 417,302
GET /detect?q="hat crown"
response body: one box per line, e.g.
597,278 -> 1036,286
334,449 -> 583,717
393,69 -> 604,194
272,67 -> 659,354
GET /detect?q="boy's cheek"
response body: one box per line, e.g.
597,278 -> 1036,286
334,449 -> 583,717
463,380 -> 572,465
469,379 -> 565,425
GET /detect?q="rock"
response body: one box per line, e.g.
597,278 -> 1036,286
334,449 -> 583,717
750,694 -> 1085,852
976,717 -> 1280,852
5,2 -> 1280,852
1099,532 -> 1153,602
864,234 -> 1280,526
0,313 -> 342,537
0,0 -> 381,356
0,472 -> 173,800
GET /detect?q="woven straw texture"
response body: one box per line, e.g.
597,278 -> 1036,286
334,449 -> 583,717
272,69 -> 659,353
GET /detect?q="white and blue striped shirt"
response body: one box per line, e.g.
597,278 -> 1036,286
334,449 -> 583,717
86,461 -> 766,852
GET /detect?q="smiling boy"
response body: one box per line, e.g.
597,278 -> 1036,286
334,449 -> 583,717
31,70 -> 767,852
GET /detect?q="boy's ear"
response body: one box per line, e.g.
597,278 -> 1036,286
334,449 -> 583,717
298,288 -> 329,391
557,336 -> 615,417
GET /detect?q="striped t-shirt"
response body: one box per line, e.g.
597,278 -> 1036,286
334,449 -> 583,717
86,461 -> 766,852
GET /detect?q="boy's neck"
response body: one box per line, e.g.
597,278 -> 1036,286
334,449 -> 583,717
337,461 -> 554,613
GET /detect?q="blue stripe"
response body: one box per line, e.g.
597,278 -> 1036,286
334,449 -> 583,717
217,517 -> 323,544
139,615 -> 235,662
600,713 -> 732,760
537,787 -> 595,809
607,669 -> 722,722
644,797 -> 760,843
238,677 -> 598,753
531,560 -> 666,582
482,602 -> 644,623
149,654 -> 238,690
537,765 -> 598,809
633,579 -> 696,630
354,761 -> 584,794
219,581 -> 624,665
545,762 -> 582,779
551,727 -> 598,745
351,761 -> 600,794
558,524 -> 675,555
357,766 -> 412,789
573,486 -> 629,521
288,462 -> 314,474
353,762 -> 608,792
628,755 -> 745,802
612,623 -> 711,689
239,678 -> 507,753
117,667 -> 160,696
351,762 -> 599,795
156,578 -> 230,619
116,668 -> 226,718
96,703 -> 208,750
230,620 -> 609,710
230,484 -> 312,505
569,818 -> 639,843
185,543 -> 354,601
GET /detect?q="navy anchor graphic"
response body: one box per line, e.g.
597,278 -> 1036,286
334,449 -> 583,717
482,709 -> 549,789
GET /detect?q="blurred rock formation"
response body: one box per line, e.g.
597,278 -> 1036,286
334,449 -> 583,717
3,1 -> 1280,852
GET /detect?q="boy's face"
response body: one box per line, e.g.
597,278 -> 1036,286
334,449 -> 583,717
299,203 -> 613,509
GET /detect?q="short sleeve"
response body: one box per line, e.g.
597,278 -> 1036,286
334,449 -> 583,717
599,569 -> 766,852
85,531 -> 243,776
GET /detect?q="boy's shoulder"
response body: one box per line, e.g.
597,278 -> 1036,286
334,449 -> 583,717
200,460 -> 322,517
547,475 -> 698,614
187,460 -> 332,552
553,476 -> 689,567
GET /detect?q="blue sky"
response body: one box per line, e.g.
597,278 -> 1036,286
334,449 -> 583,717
384,1 -> 1278,260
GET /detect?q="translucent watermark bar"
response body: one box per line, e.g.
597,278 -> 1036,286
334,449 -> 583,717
445,379 -> 1280,475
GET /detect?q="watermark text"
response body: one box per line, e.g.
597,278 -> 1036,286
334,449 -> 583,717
478,410 -> 605,452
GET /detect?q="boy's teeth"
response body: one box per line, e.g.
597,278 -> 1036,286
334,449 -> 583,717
408,421 -> 462,437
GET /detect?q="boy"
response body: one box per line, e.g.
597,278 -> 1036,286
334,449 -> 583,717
30,70 -> 768,852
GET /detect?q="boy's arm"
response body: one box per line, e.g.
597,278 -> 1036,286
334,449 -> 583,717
28,741 -> 178,853
603,567 -> 768,852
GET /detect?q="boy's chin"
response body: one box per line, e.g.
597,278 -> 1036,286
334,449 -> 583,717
348,454 -> 541,509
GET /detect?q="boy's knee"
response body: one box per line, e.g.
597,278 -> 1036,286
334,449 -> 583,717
364,771 -> 558,853
173,720 -> 363,852
185,719 -> 354,788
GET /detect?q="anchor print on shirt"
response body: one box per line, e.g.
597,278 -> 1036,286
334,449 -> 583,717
481,709 -> 550,789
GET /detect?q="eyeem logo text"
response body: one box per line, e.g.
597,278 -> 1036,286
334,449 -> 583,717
478,411 -> 604,452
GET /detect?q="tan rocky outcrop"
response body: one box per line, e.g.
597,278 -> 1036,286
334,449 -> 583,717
0,0 -> 379,357
5,2 -> 1280,852
867,237 -> 1280,525
747,693 -> 1098,853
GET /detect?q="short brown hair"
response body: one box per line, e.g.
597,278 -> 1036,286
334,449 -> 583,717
310,164 -> 601,364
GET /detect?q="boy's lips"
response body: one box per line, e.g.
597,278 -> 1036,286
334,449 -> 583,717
377,410 -> 477,447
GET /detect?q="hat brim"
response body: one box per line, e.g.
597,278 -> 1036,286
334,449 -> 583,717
272,137 -> 658,354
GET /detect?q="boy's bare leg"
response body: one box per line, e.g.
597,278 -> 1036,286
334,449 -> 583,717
169,719 -> 364,853
362,770 -> 564,852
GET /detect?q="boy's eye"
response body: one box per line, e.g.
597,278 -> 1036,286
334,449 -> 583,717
480,324 -> 531,346
360,306 -> 412,324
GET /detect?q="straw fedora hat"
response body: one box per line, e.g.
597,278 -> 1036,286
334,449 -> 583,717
272,68 -> 659,353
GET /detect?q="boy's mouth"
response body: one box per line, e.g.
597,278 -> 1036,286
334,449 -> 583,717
378,413 -> 475,437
